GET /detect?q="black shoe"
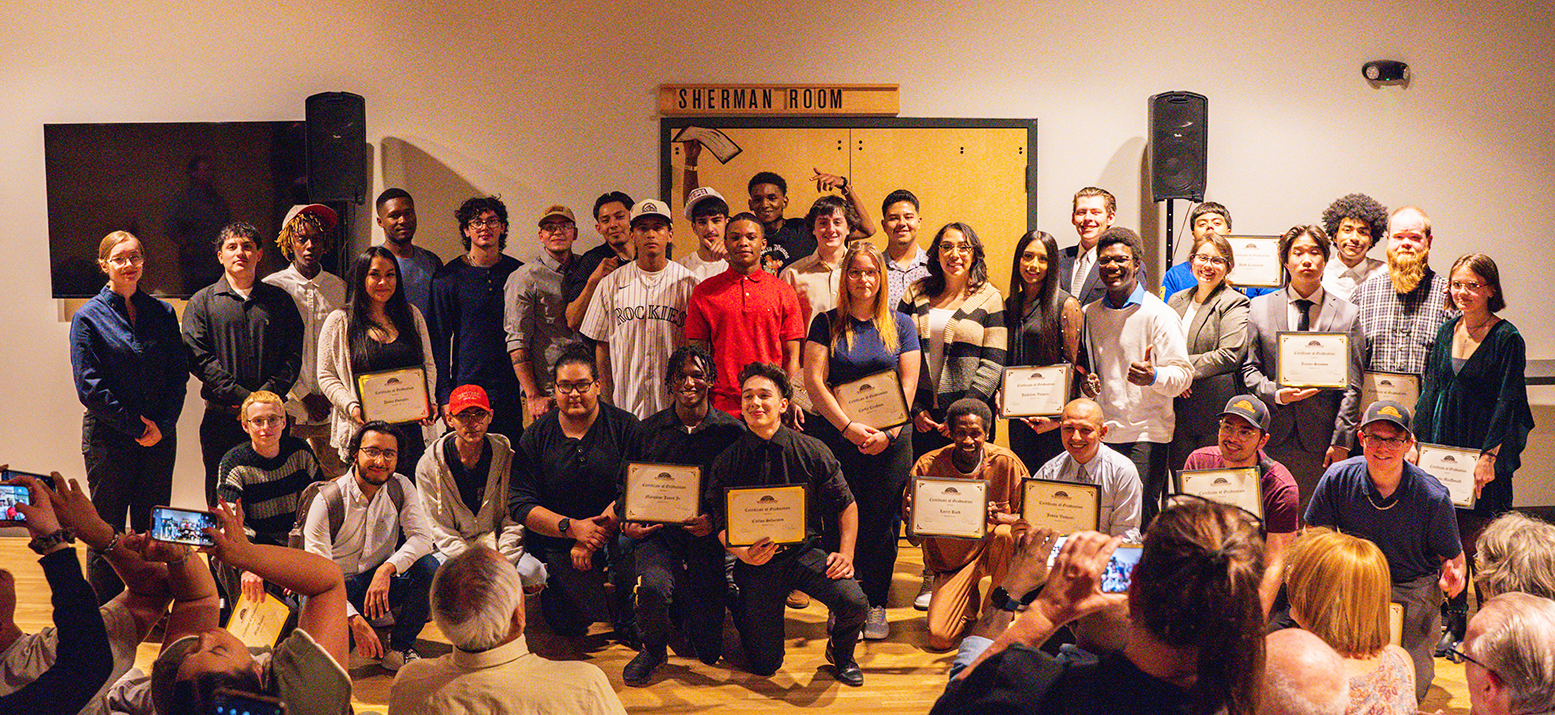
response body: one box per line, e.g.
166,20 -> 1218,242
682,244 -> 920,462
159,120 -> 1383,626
615,625 -> 642,652
623,648 -> 667,686
824,638 -> 861,686
1435,610 -> 1467,657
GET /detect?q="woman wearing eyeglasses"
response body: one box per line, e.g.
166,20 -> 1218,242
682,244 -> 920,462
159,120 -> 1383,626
319,246 -> 439,475
1412,253 -> 1534,654
1166,233 -> 1250,469
69,230 -> 188,602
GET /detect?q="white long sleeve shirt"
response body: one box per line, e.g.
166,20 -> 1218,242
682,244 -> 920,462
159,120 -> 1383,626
1083,284 -> 1193,444
303,471 -> 434,618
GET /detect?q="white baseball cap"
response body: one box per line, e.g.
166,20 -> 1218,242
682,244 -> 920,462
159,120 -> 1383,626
631,198 -> 673,225
684,186 -> 726,220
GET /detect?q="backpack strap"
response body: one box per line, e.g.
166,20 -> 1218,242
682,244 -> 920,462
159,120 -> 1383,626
324,481 -> 347,542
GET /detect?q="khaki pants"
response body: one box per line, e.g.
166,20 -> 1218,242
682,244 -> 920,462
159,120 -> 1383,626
291,421 -> 348,478
925,524 -> 1016,650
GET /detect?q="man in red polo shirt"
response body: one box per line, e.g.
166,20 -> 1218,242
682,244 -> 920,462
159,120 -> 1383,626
685,211 -> 805,424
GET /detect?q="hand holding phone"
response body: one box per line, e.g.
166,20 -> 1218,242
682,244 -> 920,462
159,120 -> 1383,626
149,506 -> 218,547
0,484 -> 29,524
212,688 -> 286,715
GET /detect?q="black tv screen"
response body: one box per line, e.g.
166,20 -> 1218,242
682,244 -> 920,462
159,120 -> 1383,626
45,121 -> 309,298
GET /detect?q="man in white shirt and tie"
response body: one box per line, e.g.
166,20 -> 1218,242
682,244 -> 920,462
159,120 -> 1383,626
1060,187 -> 1117,306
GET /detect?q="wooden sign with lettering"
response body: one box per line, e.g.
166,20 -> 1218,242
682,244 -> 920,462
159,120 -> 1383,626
659,84 -> 899,116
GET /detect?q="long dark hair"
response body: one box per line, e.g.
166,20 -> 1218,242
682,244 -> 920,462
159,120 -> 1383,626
917,222 -> 987,298
1005,230 -> 1065,366
1133,499 -> 1266,715
345,246 -> 422,374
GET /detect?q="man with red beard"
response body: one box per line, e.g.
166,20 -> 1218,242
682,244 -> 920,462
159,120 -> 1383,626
1353,207 -> 1453,383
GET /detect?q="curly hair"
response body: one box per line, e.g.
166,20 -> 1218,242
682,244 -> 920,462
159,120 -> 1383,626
276,211 -> 329,259
455,196 -> 509,251
1320,193 -> 1388,250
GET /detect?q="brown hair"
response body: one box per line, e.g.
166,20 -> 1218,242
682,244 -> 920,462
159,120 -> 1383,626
1190,232 -> 1236,272
1073,186 -> 1117,215
96,231 -> 140,274
1133,499 -> 1266,715
830,242 -> 899,353
1286,527 -> 1392,657
1446,253 -> 1506,313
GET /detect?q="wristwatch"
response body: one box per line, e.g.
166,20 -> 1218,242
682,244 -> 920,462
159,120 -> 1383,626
557,517 -> 571,536
989,585 -> 1042,613
29,529 -> 75,555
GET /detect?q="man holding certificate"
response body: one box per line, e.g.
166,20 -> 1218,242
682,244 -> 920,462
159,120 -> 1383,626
1240,225 -> 1364,516
1031,399 -> 1142,540
704,363 -> 866,686
905,398 -> 1027,651
618,345 -> 745,685
1306,401 -> 1466,701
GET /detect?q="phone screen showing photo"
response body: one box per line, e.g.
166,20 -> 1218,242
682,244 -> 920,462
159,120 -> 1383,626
212,689 -> 285,715
149,507 -> 217,547
1102,546 -> 1144,593
0,485 -> 29,523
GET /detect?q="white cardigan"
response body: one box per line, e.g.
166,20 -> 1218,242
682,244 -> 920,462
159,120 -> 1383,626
414,432 -> 526,563
316,306 -> 438,459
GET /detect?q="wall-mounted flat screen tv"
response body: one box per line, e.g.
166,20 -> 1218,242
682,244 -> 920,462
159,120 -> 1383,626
45,121 -> 308,298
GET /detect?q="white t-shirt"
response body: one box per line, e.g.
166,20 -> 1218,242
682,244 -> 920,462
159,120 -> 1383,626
927,308 -> 955,384
678,250 -> 728,283
0,601 -> 140,715
580,260 -> 698,419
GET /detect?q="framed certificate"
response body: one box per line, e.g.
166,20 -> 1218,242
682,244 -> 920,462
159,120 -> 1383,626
1362,371 -> 1420,412
1276,332 -> 1350,389
1000,364 -> 1072,418
1021,478 -> 1100,534
1174,468 -> 1264,518
623,462 -> 702,524
1416,443 -> 1478,509
355,366 -> 431,424
725,484 -> 808,546
1389,602 -> 1405,646
910,478 -> 988,540
1224,235 -> 1282,288
833,370 -> 910,430
226,591 -> 289,649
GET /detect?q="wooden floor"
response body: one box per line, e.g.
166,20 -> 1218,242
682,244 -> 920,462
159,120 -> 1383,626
2,537 -> 1472,713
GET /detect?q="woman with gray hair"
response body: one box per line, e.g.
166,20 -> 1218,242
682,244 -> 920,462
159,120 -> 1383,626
1474,511 -> 1555,600
387,547 -> 625,715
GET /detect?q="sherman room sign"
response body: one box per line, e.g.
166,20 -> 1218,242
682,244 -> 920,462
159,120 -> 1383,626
659,84 -> 899,116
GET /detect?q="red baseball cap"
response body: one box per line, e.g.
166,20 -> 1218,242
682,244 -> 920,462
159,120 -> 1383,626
447,385 -> 492,415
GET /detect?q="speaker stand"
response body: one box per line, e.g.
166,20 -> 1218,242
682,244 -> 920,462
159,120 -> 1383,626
1163,198 -> 1176,277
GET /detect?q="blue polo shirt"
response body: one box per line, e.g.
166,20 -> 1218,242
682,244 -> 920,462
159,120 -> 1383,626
1304,456 -> 1461,583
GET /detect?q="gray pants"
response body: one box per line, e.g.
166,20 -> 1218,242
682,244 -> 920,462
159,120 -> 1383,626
1393,574 -> 1442,702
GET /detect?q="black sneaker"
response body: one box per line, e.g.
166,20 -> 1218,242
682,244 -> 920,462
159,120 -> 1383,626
623,648 -> 667,686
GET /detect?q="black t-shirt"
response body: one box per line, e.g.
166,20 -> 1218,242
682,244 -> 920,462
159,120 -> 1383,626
768,218 -> 815,269
443,433 -> 492,516
563,243 -> 622,305
704,426 -> 854,544
932,649 -> 1189,715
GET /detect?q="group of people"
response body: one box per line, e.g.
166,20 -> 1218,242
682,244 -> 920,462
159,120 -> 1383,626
2,167 -> 1549,715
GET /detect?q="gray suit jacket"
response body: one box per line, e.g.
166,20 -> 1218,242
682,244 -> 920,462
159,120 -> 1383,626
1167,283 -> 1250,438
1240,288 -> 1364,451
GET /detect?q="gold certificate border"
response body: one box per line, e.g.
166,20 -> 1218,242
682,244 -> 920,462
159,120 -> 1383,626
909,477 -> 989,540
1416,443 -> 1479,510
1276,331 -> 1350,389
725,483 -> 809,547
999,364 -> 1073,418
354,366 -> 431,424
1172,468 -> 1265,518
1224,235 -> 1283,287
1021,478 -> 1101,533
623,462 -> 703,525
834,369 -> 911,431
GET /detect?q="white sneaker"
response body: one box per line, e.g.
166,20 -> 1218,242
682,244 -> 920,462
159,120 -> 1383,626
863,606 -> 889,640
381,647 -> 420,672
914,570 -> 934,611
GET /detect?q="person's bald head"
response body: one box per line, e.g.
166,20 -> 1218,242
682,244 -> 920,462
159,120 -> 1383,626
1262,629 -> 1348,715
1059,398 -> 1108,463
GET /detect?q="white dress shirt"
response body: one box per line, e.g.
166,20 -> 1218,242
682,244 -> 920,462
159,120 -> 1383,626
1321,255 -> 1384,302
1286,284 -> 1327,331
303,471 -> 434,618
1034,443 -> 1143,540
262,265 -> 346,425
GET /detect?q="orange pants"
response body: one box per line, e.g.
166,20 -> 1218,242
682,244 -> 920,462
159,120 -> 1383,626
924,524 -> 1017,650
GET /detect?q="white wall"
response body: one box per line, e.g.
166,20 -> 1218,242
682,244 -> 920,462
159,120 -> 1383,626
4,0 -> 1553,509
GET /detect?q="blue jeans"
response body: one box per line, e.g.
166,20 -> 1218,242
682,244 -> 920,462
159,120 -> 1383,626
344,553 -> 439,652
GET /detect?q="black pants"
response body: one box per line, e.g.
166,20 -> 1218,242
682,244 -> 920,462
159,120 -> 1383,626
344,554 -> 440,652
82,412 -> 176,603
539,535 -> 635,637
633,529 -> 725,659
1109,440 -> 1169,526
813,420 -> 912,607
200,405 -> 249,507
733,544 -> 867,676
384,422 -> 426,480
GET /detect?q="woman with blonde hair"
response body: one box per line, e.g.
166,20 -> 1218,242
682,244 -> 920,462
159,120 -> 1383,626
1286,527 -> 1415,714
804,239 -> 920,639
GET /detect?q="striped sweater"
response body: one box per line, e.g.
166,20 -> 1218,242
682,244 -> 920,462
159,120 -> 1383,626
899,281 -> 1008,412
217,436 -> 324,545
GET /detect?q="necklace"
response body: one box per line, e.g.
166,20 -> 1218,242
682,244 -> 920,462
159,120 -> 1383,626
1365,492 -> 1398,511
1464,317 -> 1493,331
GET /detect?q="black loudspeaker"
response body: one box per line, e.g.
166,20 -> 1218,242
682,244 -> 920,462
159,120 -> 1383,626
306,92 -> 366,204
1149,91 -> 1208,203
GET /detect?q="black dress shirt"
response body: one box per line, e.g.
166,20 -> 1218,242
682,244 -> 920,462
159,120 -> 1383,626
510,403 -> 640,552
624,406 -> 746,516
704,426 -> 854,544
181,276 -> 303,407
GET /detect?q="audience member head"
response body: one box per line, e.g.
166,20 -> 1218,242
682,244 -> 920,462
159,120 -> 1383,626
1279,224 -> 1330,287
456,195 -> 509,251
1188,232 -> 1235,292
375,188 -> 417,245
832,241 -> 899,352
593,191 -> 634,249
1132,497 -> 1266,715
747,171 -> 789,227
1386,206 -> 1432,293
1095,227 -> 1143,298
1462,593 -> 1555,715
738,362 -> 790,435
1261,628 -> 1348,715
881,189 -> 922,250
348,420 -> 402,484
805,195 -> 859,254
922,222 -> 988,296
97,231 -> 145,291
1059,398 -> 1107,463
723,212 -> 766,273
444,384 -> 494,443
1009,230 -> 1060,306
1475,511 -> 1555,600
1320,193 -> 1387,266
945,398 -> 992,463
1285,527 -> 1392,658
552,343 -> 600,420
1446,253 -> 1506,316
665,343 -> 716,413
239,390 -> 286,453
432,546 -> 525,653
151,633 -> 265,715
276,204 -> 336,266
1188,202 -> 1232,242
1071,187 -> 1117,248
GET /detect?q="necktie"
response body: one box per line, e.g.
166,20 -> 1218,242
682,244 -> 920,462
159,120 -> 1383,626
1295,299 -> 1314,331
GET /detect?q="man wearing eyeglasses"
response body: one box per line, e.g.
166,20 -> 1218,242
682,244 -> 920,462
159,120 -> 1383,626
414,385 -> 545,590
1457,592 -> 1555,715
506,204 -> 586,423
1181,394 -> 1300,611
430,197 -> 525,442
1353,206 -> 1453,381
1305,400 -> 1466,702
509,345 -> 641,645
